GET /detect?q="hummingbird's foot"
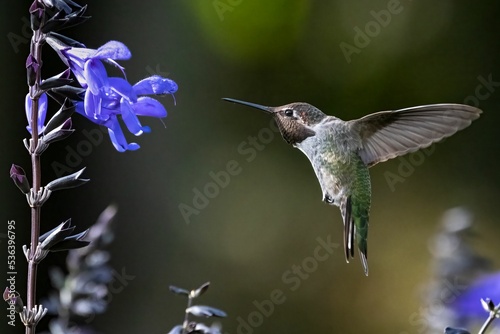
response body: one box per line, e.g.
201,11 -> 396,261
323,194 -> 334,204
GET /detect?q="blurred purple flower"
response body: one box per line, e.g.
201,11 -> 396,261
25,92 -> 48,134
48,39 -> 178,151
452,272 -> 500,319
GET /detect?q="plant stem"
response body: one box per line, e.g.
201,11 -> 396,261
478,312 -> 496,334
26,26 -> 44,334
182,296 -> 193,334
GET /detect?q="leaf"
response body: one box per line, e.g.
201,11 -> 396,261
186,305 -> 227,318
190,282 -> 210,298
43,99 -> 74,134
169,285 -> 189,296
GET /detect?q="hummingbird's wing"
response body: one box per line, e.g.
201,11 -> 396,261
348,104 -> 481,167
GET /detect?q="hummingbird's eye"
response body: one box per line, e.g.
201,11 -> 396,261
284,109 -> 294,117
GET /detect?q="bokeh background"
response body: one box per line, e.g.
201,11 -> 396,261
2,1 -> 500,333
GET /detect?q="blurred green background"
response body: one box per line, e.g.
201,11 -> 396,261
2,1 -> 500,333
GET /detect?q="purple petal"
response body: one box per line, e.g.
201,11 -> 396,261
95,41 -> 131,60
39,93 -> 48,129
107,117 -> 140,152
75,101 -> 85,115
62,50 -> 88,87
120,100 -> 150,135
133,96 -> 167,118
108,77 -> 136,103
25,93 -> 48,134
84,89 -> 102,120
84,59 -> 108,95
133,75 -> 178,95
65,46 -> 96,61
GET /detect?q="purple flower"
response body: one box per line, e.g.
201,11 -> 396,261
48,38 -> 178,151
452,272 -> 500,320
75,75 -> 177,151
58,40 -> 131,89
25,92 -> 48,134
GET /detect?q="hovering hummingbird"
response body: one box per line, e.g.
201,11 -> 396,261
223,97 -> 481,275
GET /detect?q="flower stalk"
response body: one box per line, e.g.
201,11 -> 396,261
27,18 -> 45,334
8,1 -> 177,333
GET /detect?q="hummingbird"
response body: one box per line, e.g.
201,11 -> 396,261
223,97 -> 481,275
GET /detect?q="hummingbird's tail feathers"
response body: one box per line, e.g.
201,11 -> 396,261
341,193 -> 370,275
349,104 -> 482,167
341,196 -> 355,262
360,250 -> 369,276
355,214 -> 369,276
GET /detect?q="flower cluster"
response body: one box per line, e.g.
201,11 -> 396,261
26,0 -> 178,152
47,38 -> 178,151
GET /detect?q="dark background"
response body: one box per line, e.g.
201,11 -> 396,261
1,1 -> 500,333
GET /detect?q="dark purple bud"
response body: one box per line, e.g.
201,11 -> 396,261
2,287 -> 9,302
61,117 -> 72,130
45,167 -> 89,191
45,118 -> 73,143
42,118 -> 74,144
41,5 -> 90,33
47,85 -> 85,104
29,1 -> 44,30
39,219 -> 76,248
26,54 -> 39,87
10,164 -> 30,194
40,69 -> 73,90
49,229 -> 90,251
47,32 -> 86,48
43,99 -> 75,135
39,219 -> 90,252
3,287 -> 24,313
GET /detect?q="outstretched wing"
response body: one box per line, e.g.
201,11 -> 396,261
348,104 -> 481,167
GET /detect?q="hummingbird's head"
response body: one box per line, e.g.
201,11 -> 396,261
223,98 -> 326,145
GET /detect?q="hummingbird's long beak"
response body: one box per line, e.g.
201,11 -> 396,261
222,98 -> 273,114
